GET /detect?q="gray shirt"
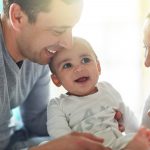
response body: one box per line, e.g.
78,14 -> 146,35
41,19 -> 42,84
0,21 -> 50,149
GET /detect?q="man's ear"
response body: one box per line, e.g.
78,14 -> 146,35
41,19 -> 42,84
9,3 -> 27,31
51,74 -> 62,87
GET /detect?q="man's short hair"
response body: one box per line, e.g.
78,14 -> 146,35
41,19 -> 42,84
3,0 -> 81,23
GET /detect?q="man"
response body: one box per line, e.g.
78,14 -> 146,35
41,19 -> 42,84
0,0 -> 112,150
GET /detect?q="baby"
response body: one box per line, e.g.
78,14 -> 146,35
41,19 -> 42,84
47,37 -> 148,150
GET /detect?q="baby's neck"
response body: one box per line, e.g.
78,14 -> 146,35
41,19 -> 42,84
67,87 -> 98,97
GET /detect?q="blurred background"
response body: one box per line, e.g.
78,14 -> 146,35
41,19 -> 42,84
1,0 -> 150,124
50,0 -> 150,123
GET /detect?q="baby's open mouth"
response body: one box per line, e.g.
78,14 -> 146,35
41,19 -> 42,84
75,77 -> 89,83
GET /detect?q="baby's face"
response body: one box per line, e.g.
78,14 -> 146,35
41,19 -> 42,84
51,39 -> 101,96
143,19 -> 150,67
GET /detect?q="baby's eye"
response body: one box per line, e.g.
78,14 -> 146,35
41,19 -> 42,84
81,57 -> 91,64
63,63 -> 72,69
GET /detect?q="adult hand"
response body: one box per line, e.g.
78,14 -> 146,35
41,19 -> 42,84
30,132 -> 111,150
114,110 -> 125,132
123,128 -> 150,150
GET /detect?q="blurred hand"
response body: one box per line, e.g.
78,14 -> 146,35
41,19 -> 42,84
123,128 -> 150,150
30,132 -> 111,150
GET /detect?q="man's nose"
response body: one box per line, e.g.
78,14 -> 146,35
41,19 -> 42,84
59,30 -> 73,49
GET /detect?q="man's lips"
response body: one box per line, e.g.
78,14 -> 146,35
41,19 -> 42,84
46,45 -> 65,55
47,48 -> 56,54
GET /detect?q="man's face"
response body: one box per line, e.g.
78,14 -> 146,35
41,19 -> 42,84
16,0 -> 83,64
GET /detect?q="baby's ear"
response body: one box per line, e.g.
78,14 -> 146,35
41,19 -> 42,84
51,74 -> 62,87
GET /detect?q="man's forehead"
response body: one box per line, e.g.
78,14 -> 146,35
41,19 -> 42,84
45,0 -> 83,27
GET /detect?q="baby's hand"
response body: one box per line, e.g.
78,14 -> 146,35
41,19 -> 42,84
114,110 -> 125,132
